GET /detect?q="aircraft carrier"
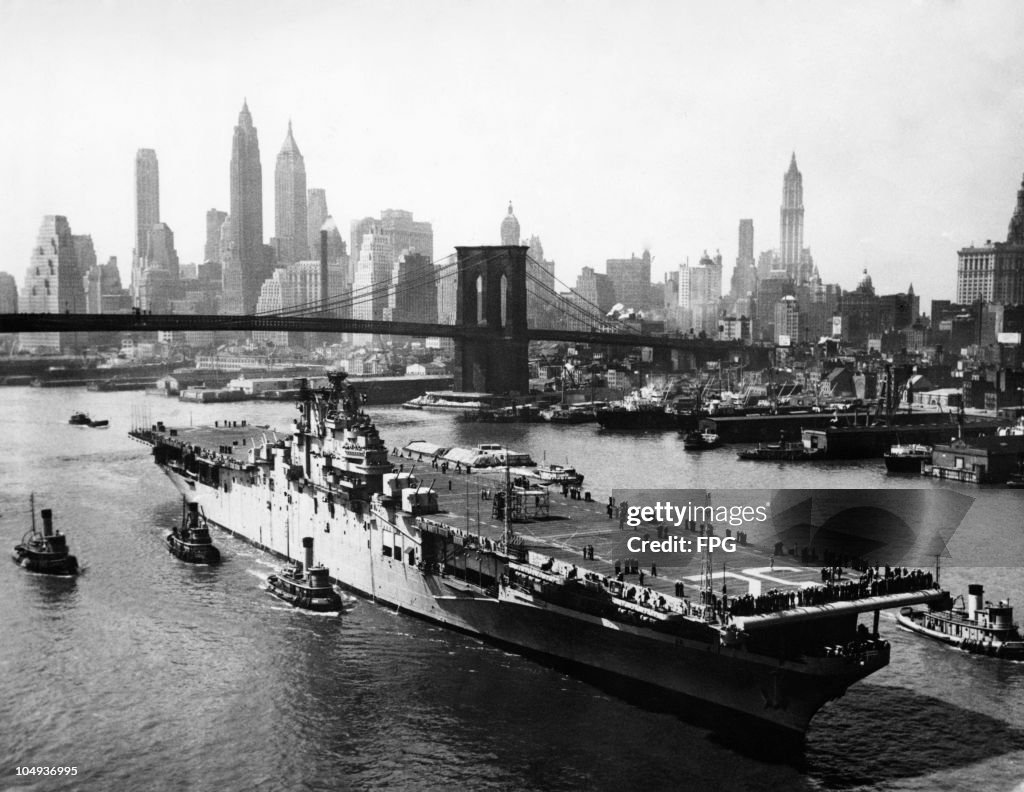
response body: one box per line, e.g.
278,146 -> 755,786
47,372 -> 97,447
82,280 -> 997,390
129,372 -> 947,740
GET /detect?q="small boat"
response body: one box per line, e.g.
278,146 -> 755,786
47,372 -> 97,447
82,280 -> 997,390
897,584 -> 1024,660
531,463 -> 584,486
884,443 -> 931,474
682,430 -> 721,450
69,411 -> 108,428
166,500 -> 221,564
12,496 -> 79,576
736,441 -> 814,461
266,537 -> 342,612
541,405 -> 598,424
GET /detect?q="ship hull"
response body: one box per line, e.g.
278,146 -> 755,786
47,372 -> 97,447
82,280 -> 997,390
154,463 -> 880,736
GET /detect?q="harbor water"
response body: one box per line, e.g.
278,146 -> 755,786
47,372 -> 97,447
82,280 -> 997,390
3,387 -> 1024,791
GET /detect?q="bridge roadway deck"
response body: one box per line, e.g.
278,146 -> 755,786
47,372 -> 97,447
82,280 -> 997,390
1,312 -> 746,353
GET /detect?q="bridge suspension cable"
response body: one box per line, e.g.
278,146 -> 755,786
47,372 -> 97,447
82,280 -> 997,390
257,252 -> 461,319
525,254 -> 643,334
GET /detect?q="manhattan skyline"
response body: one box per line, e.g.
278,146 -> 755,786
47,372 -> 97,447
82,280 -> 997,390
1,1 -> 1023,311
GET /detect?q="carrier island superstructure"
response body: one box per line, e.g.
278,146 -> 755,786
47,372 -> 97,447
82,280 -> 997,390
129,373 -> 947,739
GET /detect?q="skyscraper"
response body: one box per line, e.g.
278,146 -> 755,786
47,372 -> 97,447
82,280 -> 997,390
229,100 -> 265,313
254,259 -> 347,348
525,234 -> 556,326
779,154 -> 815,283
273,121 -> 307,266
219,214 -> 244,316
957,168 -> 1024,305
606,251 -> 652,311
0,272 -> 18,314
780,154 -> 803,274
135,149 -> 159,260
307,188 -> 329,260
500,202 -> 520,245
205,209 -> 227,263
19,215 -> 86,351
730,218 -> 757,299
351,227 -> 394,322
386,252 -> 437,324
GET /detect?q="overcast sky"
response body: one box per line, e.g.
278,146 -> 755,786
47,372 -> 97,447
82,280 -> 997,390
1,0 -> 1023,311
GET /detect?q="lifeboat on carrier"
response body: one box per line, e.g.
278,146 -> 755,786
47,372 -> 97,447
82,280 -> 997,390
12,496 -> 79,576
166,500 -> 221,564
266,537 -> 343,613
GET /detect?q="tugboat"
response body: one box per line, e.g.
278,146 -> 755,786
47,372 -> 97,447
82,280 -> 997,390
531,463 -> 584,486
166,500 -> 221,564
69,411 -> 109,428
883,443 -> 932,474
266,537 -> 342,612
682,430 -> 721,450
12,496 -> 79,576
897,584 -> 1024,660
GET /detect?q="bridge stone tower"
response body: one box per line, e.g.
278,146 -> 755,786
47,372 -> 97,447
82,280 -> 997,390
454,245 -> 529,395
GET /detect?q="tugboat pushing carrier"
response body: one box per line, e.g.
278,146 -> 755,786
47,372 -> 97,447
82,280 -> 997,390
266,537 -> 342,612
167,500 -> 221,564
12,496 -> 79,576
897,583 -> 1024,660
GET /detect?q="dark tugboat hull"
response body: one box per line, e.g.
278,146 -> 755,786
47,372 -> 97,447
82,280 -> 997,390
165,534 -> 221,564
266,576 -> 343,612
883,452 -> 929,474
11,548 -> 79,576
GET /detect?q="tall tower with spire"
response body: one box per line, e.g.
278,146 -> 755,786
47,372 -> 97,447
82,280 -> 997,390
273,121 -> 307,266
229,100 -> 265,313
780,153 -> 804,279
134,149 -> 160,261
500,202 -> 520,245
1008,171 -> 1024,244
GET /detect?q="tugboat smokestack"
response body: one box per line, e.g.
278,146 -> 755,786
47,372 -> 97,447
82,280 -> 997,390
303,536 -> 314,571
41,508 -> 53,537
187,502 -> 199,527
968,584 -> 984,621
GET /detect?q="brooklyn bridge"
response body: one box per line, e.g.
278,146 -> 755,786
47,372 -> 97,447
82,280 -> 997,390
1,245 -> 754,392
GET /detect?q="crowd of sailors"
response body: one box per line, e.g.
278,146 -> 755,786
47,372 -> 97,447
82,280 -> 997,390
725,565 -> 938,618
